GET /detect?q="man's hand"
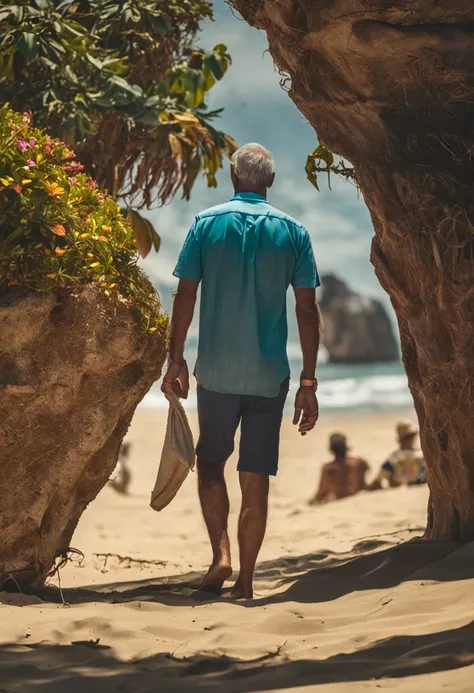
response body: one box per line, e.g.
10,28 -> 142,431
161,361 -> 190,401
293,386 -> 319,436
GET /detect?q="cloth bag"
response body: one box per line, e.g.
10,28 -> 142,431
150,394 -> 195,511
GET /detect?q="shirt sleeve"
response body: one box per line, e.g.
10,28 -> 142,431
173,219 -> 202,282
291,228 -> 320,289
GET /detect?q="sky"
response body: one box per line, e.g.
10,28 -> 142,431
140,0 -> 390,321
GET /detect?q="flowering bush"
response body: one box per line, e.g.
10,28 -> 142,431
0,106 -> 166,333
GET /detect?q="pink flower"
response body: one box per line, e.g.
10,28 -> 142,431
89,179 -> 97,189
69,176 -> 77,185
29,138 -> 36,148
13,184 -> 22,194
17,140 -> 28,153
26,159 -> 37,168
44,145 -> 52,154
61,161 -> 84,173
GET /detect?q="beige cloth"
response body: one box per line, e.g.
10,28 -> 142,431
150,395 -> 195,511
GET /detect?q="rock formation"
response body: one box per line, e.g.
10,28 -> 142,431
231,0 -> 474,539
0,287 -> 165,591
320,274 -> 398,363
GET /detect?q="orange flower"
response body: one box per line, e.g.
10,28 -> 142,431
55,247 -> 67,256
52,224 -> 66,236
46,182 -> 65,197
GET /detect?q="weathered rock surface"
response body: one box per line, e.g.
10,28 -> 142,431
231,0 -> 474,538
0,287 -> 166,590
320,274 -> 398,363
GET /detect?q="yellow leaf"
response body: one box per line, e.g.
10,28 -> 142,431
148,327 -> 158,333
104,290 -> 110,297
101,225 -> 112,233
86,252 -> 93,258
46,273 -> 56,279
98,235 -> 108,242
90,219 -> 97,233
173,113 -> 199,125
169,133 -> 182,160
0,177 -> 10,186
55,247 -> 67,256
22,179 -> 32,185
89,262 -> 100,267
108,282 -> 117,288
127,209 -> 160,259
46,182 -> 65,197
80,232 -> 89,238
36,153 -> 43,163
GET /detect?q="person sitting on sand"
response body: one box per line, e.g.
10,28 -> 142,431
370,420 -> 426,489
308,433 -> 370,504
161,143 -> 321,599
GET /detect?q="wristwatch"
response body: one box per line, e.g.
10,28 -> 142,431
300,372 -> 318,390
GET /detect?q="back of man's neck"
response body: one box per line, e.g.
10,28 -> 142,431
234,186 -> 267,198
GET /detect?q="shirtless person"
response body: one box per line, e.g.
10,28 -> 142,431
309,433 -> 370,503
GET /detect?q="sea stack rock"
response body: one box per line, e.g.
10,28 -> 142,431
320,274 -> 399,363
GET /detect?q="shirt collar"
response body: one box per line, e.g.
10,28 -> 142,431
232,192 -> 267,203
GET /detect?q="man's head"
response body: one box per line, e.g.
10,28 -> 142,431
231,143 -> 275,196
396,420 -> 418,449
329,432 -> 348,459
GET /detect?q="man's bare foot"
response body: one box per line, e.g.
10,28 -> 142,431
230,580 -> 253,599
199,562 -> 233,594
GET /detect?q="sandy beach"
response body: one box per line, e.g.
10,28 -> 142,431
1,408 -> 474,692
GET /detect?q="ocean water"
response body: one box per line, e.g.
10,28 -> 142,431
141,338 -> 412,416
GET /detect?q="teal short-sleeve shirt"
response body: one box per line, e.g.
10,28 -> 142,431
173,192 -> 320,397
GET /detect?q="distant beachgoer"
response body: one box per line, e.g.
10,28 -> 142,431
308,433 -> 370,504
109,442 -> 132,495
370,420 -> 426,489
161,143 -> 321,599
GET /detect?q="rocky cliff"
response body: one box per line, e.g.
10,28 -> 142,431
320,275 -> 399,363
0,287 -> 165,591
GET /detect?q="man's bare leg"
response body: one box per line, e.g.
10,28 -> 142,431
231,471 -> 269,599
197,460 -> 233,593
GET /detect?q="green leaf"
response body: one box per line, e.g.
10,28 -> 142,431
87,54 -> 103,70
213,44 -> 228,54
313,144 -> 334,169
204,54 -> 224,81
64,64 -> 78,84
18,33 -> 38,62
108,74 -> 143,99
149,13 -> 172,35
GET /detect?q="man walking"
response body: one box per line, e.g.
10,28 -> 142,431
162,143 -> 321,598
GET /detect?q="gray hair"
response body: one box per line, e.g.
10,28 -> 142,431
231,143 -> 274,187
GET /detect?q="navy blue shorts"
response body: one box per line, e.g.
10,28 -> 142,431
196,378 -> 290,476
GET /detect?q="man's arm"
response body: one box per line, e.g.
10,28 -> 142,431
293,287 -> 321,435
161,279 -> 199,400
